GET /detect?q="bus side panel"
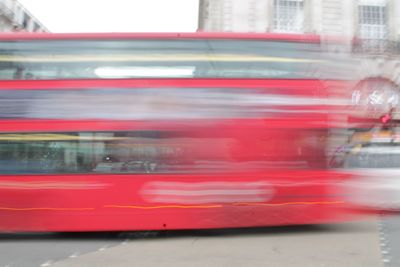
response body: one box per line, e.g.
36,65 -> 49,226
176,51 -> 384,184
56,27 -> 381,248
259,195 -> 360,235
0,171 -> 356,232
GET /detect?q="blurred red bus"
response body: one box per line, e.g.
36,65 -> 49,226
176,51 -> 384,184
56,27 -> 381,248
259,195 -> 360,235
0,33 -> 360,232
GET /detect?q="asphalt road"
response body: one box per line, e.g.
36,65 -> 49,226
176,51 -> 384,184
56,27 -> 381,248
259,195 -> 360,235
379,215 -> 400,267
0,232 -> 128,267
0,219 -> 384,267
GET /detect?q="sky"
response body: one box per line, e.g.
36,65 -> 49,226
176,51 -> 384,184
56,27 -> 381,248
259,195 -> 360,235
18,0 -> 199,33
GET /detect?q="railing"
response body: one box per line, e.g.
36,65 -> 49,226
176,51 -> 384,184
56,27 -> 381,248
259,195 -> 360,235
352,39 -> 400,54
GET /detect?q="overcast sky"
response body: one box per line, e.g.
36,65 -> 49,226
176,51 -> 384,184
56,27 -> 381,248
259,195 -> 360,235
18,0 -> 199,33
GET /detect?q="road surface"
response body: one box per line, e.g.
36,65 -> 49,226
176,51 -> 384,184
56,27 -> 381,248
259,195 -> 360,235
0,219 -> 384,267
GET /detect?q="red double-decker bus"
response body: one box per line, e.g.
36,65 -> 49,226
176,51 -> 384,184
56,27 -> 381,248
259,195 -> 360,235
0,33 -> 363,232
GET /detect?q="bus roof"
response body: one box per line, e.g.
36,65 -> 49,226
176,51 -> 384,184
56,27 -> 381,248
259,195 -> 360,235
0,32 -> 321,43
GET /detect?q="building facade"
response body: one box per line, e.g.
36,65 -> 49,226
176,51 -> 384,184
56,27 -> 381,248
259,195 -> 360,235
199,0 -> 400,116
0,0 -> 47,32
199,0 -> 397,41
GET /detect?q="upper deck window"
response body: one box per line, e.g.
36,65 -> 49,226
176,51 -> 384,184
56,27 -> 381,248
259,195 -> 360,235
0,38 -> 323,80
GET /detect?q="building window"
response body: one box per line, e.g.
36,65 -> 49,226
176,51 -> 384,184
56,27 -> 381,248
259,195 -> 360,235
33,23 -> 41,32
22,12 -> 28,29
273,0 -> 304,33
358,0 -> 387,40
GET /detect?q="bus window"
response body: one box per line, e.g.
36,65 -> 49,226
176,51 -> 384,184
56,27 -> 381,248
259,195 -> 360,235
0,130 -> 322,174
0,39 -> 328,80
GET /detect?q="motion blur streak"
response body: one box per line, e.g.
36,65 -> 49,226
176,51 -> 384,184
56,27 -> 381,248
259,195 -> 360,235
104,205 -> 223,209
0,88 -> 342,120
104,202 -> 345,210
0,202 -> 346,212
0,207 -> 94,211
142,181 -> 274,204
0,54 -> 323,63
232,201 -> 345,206
0,181 -> 109,189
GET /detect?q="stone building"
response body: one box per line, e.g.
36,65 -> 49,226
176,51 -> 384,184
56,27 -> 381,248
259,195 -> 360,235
0,0 -> 47,32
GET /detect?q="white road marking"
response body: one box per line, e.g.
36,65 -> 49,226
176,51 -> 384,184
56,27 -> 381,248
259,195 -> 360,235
68,253 -> 79,258
98,246 -> 108,251
121,239 -> 130,245
379,219 -> 392,266
40,261 -> 53,267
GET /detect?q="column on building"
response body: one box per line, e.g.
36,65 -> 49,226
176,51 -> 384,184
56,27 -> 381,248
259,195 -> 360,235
199,0 -> 271,32
229,0 -> 269,32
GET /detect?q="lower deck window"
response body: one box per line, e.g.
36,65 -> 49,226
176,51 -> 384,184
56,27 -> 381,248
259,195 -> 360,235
0,130 -> 325,174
